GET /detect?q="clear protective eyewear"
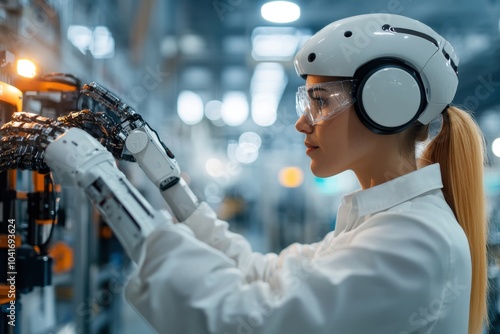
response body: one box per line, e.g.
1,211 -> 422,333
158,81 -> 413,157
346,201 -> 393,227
296,79 -> 357,125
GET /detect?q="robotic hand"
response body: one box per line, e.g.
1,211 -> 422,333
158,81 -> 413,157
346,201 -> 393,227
58,82 -> 200,222
0,112 -> 171,263
0,112 -> 63,174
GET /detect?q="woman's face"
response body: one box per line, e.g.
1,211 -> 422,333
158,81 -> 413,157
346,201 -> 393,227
295,75 -> 392,178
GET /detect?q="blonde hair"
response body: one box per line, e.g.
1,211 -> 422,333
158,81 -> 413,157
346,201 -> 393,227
417,106 -> 488,334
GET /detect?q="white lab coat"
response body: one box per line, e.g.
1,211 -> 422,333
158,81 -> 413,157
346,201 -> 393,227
125,163 -> 472,333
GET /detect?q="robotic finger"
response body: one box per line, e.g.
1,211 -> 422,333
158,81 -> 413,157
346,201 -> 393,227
58,109 -> 133,161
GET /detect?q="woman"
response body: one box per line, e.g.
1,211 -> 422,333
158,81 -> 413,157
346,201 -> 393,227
125,14 -> 488,334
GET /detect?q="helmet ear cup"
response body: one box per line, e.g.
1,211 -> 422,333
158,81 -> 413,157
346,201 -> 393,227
353,59 -> 427,134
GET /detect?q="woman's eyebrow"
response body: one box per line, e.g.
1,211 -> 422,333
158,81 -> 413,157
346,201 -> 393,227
307,87 -> 326,98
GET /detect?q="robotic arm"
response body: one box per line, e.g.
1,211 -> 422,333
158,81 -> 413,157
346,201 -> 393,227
58,82 -> 200,222
0,113 -> 170,263
1,79 -> 202,261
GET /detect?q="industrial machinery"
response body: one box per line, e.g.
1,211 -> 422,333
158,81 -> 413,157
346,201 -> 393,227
0,52 -> 114,333
0,78 -> 25,334
0,54 -> 80,334
0,68 -> 59,334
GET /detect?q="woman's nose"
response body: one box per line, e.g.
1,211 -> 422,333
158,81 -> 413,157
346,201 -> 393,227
295,115 -> 313,134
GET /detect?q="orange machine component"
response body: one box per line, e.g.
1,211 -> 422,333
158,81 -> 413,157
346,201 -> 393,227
13,76 -> 78,94
0,236 -> 21,249
13,73 -> 81,126
49,241 -> 74,274
0,285 -> 15,304
0,81 -> 23,114
100,225 -> 114,239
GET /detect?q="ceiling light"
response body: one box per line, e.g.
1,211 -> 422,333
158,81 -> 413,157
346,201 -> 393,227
239,132 -> 262,150
250,63 -> 287,127
221,92 -> 249,127
205,158 -> 225,177
261,1 -> 300,24
235,143 -> 259,164
251,94 -> 278,127
91,26 -> 115,59
251,27 -> 300,61
177,90 -> 204,125
67,25 -> 114,58
179,34 -> 205,56
493,138 -> 500,158
67,25 -> 93,54
205,100 -> 223,121
250,62 -> 287,95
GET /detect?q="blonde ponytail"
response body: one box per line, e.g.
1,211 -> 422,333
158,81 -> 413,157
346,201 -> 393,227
419,106 -> 488,334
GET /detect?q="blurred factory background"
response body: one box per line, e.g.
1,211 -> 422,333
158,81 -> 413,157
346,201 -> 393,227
1,0 -> 500,333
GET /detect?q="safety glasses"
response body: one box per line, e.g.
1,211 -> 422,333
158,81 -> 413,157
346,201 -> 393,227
296,80 -> 357,125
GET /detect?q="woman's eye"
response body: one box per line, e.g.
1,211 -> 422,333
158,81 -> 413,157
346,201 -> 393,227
312,96 -> 328,109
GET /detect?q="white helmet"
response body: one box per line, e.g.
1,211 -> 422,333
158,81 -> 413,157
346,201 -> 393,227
294,13 -> 459,134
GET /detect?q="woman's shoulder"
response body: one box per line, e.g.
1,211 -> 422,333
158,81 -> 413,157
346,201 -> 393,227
364,189 -> 458,232
358,189 -> 470,265
383,189 -> 461,237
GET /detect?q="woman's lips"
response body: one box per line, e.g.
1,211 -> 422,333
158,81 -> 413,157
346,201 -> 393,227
306,147 -> 317,155
304,142 -> 318,154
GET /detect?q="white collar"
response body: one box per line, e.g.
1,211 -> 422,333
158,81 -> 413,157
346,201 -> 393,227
343,163 -> 443,217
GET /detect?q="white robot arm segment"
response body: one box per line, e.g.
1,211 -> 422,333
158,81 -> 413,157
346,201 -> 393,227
125,128 -> 200,221
44,127 -> 170,262
125,128 -> 178,189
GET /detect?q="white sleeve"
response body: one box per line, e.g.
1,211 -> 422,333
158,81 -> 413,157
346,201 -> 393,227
125,211 -> 469,334
182,202 -> 322,283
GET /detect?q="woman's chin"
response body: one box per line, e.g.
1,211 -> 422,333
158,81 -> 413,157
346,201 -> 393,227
311,163 -> 335,178
310,163 -> 341,178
